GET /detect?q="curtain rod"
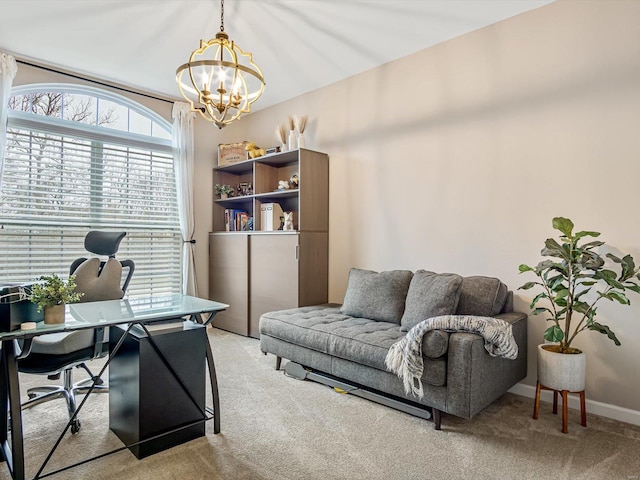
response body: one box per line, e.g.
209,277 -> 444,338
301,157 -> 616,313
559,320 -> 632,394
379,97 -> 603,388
16,59 -> 175,105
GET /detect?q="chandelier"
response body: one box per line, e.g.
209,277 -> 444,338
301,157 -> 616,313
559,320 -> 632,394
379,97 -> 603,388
176,0 -> 265,129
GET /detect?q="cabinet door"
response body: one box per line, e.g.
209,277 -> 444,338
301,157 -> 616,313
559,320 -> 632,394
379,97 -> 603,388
249,234 -> 299,338
209,234 -> 249,336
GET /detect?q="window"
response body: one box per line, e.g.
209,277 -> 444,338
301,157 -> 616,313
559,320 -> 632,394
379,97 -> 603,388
0,84 -> 181,298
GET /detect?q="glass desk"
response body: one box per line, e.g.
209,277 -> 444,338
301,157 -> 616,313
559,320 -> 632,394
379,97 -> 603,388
0,294 -> 228,480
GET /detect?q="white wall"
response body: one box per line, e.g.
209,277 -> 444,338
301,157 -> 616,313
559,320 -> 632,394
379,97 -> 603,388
215,0 -> 640,415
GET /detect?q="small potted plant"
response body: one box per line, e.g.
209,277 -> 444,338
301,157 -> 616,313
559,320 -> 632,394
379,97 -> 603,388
215,184 -> 234,199
29,273 -> 83,324
519,217 -> 640,393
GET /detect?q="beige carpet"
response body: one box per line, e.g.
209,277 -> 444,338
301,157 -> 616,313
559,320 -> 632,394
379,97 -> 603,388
2,328 -> 640,480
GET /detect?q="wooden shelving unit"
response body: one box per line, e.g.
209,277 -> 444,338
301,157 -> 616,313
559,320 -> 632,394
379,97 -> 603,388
209,148 -> 329,338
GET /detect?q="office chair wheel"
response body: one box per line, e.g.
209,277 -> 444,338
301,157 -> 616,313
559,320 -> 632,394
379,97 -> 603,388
71,419 -> 81,434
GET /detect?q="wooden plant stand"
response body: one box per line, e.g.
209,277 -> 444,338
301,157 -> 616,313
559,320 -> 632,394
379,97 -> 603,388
533,381 -> 587,433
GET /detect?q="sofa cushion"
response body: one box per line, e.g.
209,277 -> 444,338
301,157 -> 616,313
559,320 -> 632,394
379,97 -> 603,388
455,276 -> 508,317
400,270 -> 463,332
259,306 -> 448,386
340,268 -> 413,324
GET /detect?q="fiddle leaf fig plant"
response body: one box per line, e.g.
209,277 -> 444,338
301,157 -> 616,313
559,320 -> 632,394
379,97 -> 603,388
519,217 -> 640,354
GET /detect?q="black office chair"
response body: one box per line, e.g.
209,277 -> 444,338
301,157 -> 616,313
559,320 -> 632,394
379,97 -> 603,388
18,231 -> 134,433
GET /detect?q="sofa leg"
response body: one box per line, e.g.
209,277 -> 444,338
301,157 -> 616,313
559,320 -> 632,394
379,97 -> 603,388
432,408 -> 442,430
275,356 -> 282,371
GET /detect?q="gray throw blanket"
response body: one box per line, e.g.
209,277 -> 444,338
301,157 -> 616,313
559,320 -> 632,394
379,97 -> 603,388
385,315 -> 518,399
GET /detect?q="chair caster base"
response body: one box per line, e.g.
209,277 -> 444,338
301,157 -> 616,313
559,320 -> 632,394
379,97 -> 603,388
71,419 -> 81,434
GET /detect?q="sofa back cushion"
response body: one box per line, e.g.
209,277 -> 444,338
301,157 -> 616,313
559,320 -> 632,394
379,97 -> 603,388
455,276 -> 508,317
340,268 -> 413,323
400,270 -> 463,331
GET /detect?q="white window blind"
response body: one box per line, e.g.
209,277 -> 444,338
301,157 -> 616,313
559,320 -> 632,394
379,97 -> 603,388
0,85 -> 181,298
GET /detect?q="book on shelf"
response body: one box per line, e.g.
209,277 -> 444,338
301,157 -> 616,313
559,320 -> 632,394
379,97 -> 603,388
224,208 -> 251,232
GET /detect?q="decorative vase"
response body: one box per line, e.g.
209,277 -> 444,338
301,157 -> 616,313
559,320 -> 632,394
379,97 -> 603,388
220,193 -> 228,199
44,304 -> 65,325
288,130 -> 296,151
298,132 -> 306,148
537,344 -> 586,391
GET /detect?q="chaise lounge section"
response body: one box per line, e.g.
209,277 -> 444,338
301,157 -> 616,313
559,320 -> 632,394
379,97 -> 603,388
259,269 -> 527,429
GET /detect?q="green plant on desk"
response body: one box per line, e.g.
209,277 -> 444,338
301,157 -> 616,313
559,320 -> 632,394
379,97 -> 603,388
29,273 -> 82,312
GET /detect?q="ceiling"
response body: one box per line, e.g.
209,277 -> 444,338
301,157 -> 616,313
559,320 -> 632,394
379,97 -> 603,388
0,0 -> 554,111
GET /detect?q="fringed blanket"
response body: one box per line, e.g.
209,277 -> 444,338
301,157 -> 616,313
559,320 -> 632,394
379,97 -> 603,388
385,315 -> 518,399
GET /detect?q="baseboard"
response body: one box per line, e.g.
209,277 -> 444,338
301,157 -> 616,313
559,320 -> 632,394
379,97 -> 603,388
509,383 -> 640,427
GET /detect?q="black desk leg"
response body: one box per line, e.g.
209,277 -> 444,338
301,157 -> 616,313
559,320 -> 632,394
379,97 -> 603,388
0,340 -> 25,480
205,341 -> 220,434
193,313 -> 221,434
0,342 -> 8,455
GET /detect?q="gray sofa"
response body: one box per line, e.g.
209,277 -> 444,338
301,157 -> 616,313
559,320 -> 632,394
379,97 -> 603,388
259,269 -> 527,430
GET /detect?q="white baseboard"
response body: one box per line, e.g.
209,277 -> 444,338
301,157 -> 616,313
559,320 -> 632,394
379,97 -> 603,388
508,383 -> 640,427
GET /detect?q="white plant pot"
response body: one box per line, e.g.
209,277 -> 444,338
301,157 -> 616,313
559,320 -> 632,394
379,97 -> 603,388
537,344 -> 586,392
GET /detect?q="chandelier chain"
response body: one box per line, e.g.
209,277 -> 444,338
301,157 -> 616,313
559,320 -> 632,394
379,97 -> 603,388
220,0 -> 225,32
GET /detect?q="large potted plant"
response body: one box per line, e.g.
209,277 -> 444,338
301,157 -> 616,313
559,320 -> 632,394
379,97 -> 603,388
519,217 -> 640,392
29,273 -> 83,324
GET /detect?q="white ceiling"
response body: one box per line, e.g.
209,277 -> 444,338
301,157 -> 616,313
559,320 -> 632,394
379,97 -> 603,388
0,0 -> 554,111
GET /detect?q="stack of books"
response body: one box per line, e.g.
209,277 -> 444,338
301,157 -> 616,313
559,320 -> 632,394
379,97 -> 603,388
225,209 -> 251,231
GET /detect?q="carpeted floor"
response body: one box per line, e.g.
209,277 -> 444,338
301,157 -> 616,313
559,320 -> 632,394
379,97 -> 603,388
2,328 -> 640,480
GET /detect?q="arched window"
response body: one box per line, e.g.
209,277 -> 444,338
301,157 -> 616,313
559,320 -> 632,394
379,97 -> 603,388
0,83 -> 181,298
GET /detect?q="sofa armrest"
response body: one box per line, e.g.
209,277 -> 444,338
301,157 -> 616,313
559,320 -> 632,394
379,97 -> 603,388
445,312 -> 528,418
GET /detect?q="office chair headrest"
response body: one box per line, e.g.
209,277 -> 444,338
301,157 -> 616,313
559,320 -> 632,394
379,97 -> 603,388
84,231 -> 126,257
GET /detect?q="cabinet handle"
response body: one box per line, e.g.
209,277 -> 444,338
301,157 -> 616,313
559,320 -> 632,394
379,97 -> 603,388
296,245 -> 299,261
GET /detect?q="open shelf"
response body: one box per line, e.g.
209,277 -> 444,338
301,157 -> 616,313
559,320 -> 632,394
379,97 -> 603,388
212,149 -> 327,233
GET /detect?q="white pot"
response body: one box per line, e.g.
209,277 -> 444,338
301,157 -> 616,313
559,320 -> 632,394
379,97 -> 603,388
537,344 -> 586,392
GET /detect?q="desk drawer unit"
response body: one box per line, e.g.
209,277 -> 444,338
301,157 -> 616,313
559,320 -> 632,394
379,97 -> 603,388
109,321 -> 206,459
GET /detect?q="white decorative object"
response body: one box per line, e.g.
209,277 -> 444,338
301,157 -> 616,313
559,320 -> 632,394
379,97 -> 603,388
278,180 -> 290,190
294,115 -> 308,149
276,123 -> 288,152
287,115 -> 296,150
283,211 -> 294,231
260,202 -> 284,231
288,130 -> 296,151
537,344 -> 586,392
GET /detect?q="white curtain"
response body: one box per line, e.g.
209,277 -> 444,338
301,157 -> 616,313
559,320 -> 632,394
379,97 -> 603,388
0,52 -> 18,191
172,102 -> 198,296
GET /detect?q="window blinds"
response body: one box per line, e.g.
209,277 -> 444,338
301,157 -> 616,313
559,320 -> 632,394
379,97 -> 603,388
0,117 -> 181,298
